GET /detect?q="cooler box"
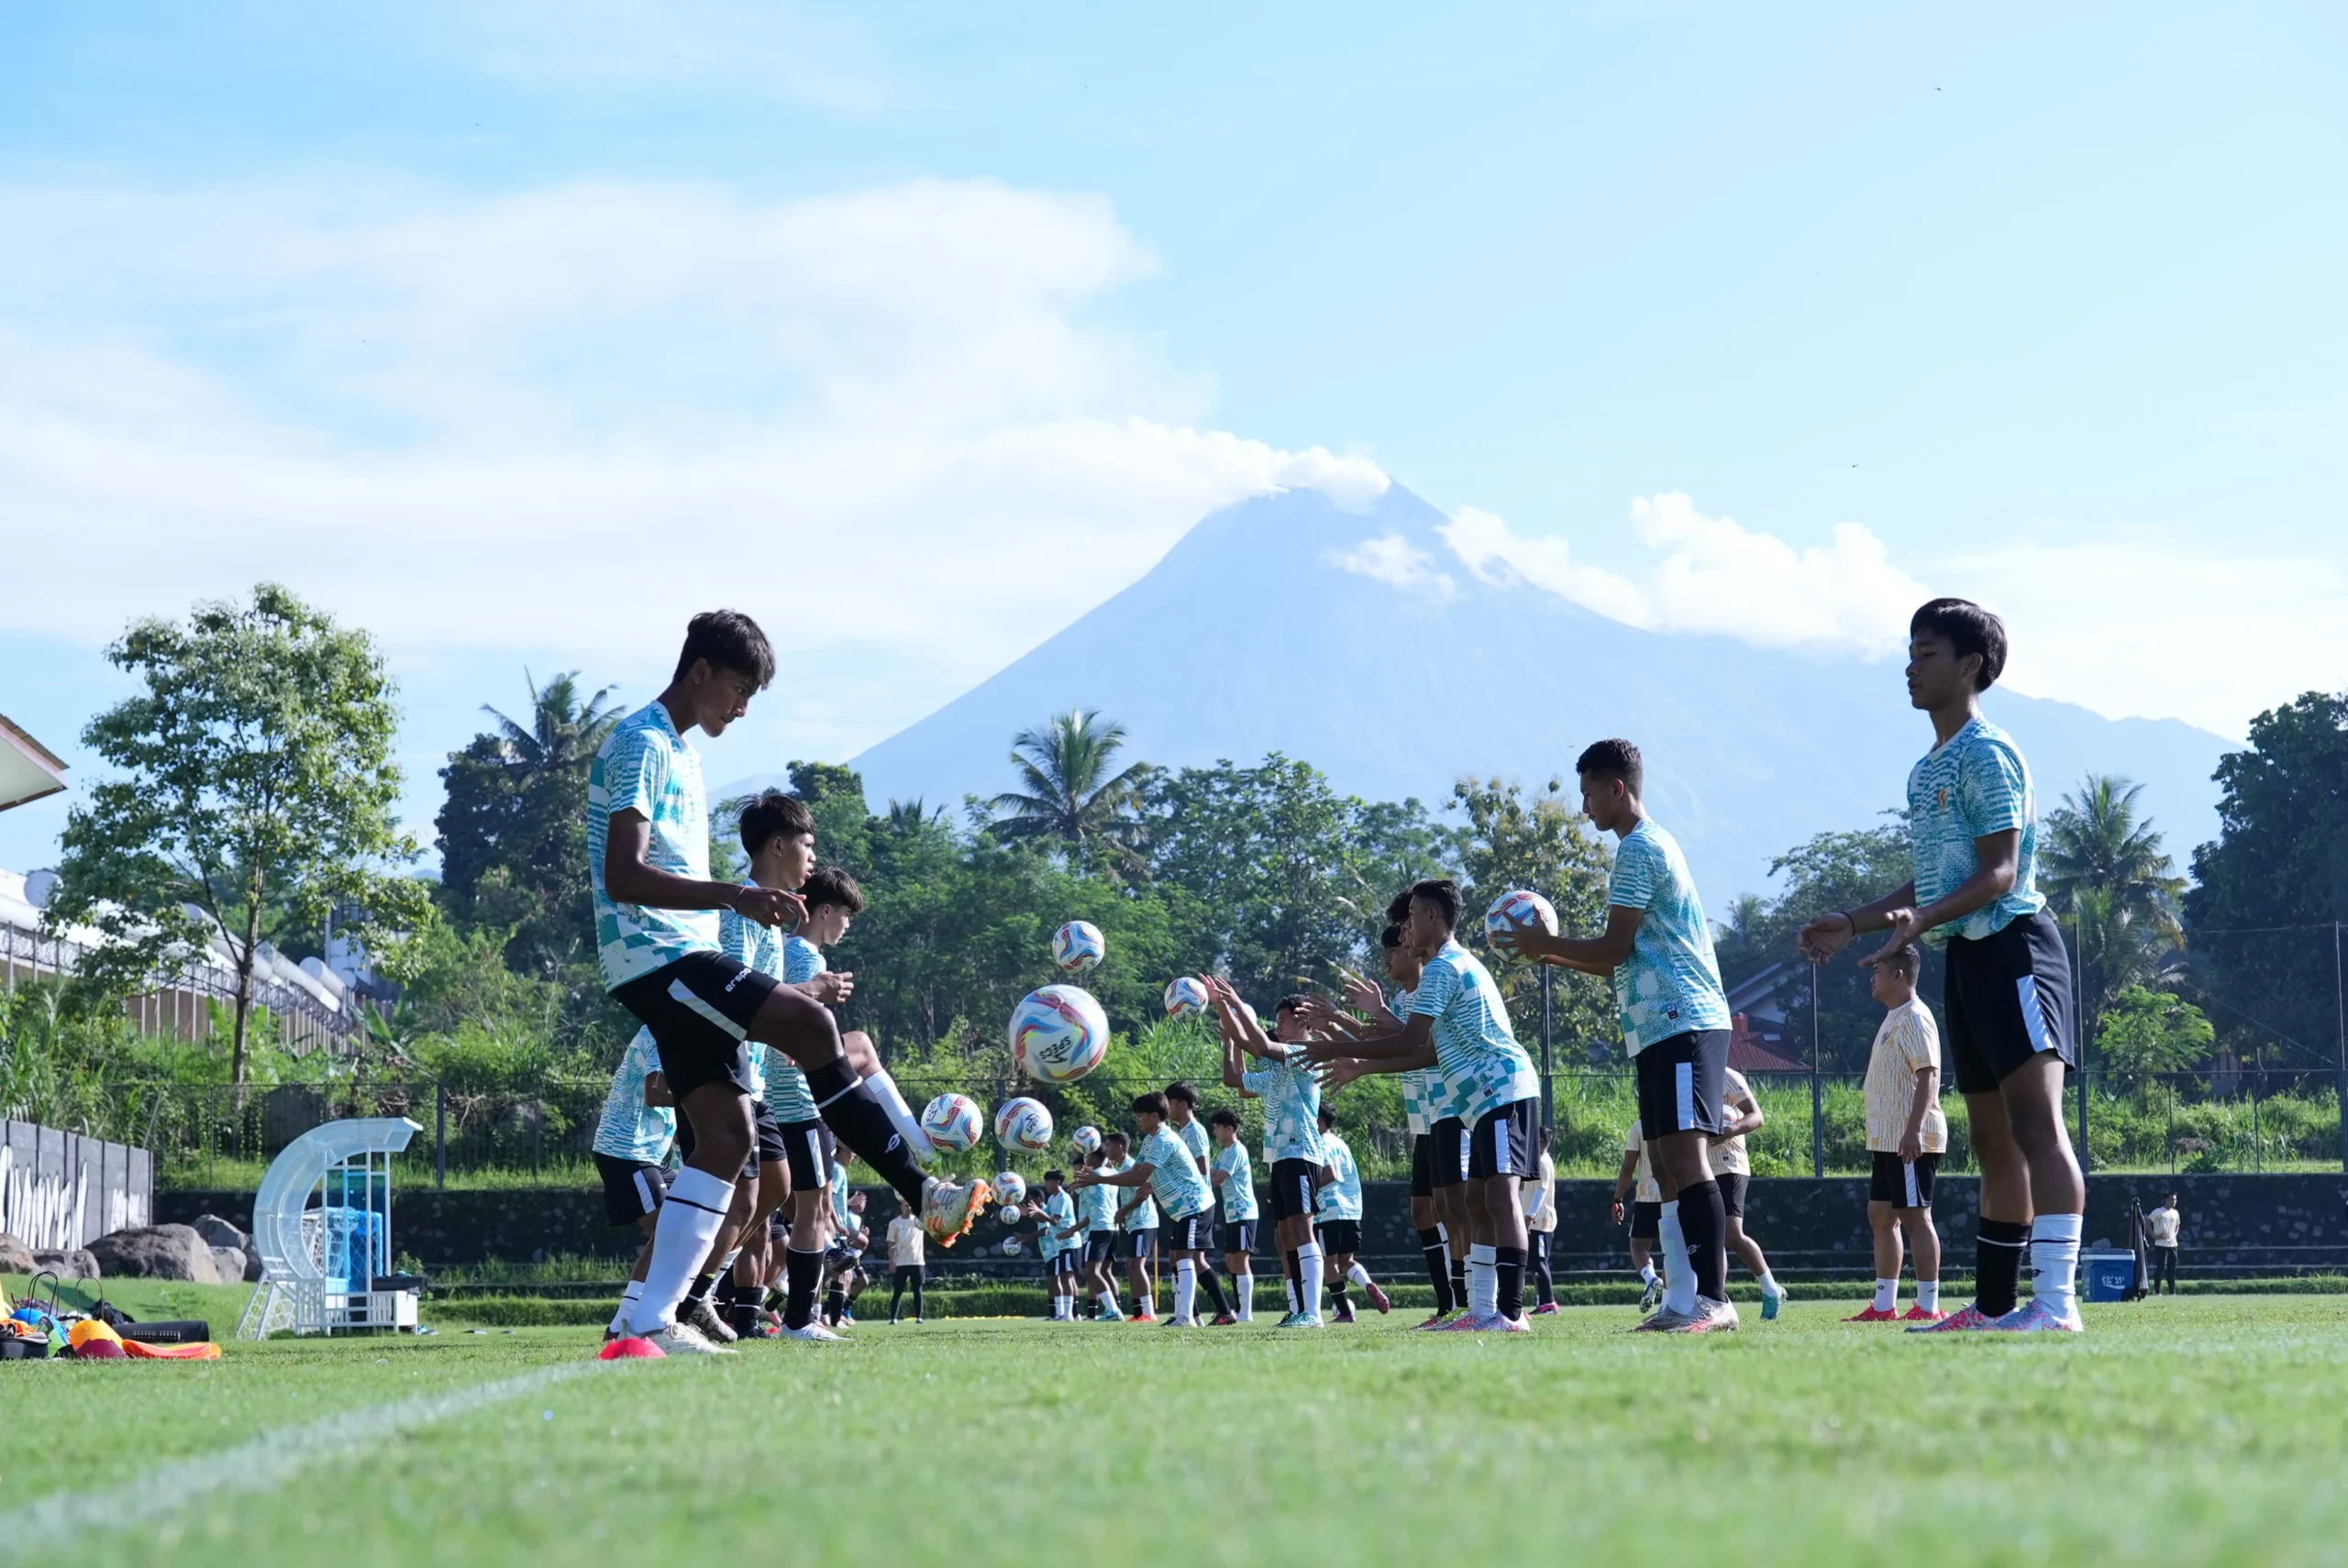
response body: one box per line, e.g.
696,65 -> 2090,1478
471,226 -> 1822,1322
2081,1251 -> 2137,1303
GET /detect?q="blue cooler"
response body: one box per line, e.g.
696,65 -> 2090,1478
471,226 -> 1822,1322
2081,1251 -> 2137,1303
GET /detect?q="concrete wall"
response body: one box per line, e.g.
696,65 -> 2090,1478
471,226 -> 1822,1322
1,1121 -> 154,1251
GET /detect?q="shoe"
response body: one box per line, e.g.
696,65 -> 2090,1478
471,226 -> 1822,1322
923,1176 -> 993,1246
641,1321 -> 735,1356
603,1324 -> 622,1342
781,1321 -> 846,1342
1761,1290 -> 1784,1321
1135,1308 -> 1157,1322
1438,1310 -> 1495,1331
1163,1315 -> 1199,1328
1334,1302 -> 1357,1324
1908,1303 -> 1996,1332
1365,1280 -> 1392,1314
1899,1305 -> 1947,1324
1990,1298 -> 2084,1333
1844,1306 -> 1900,1322
1639,1302 -> 1700,1332
1531,1302 -> 1561,1316
838,1309 -> 855,1325
1416,1309 -> 1456,1331
682,1296 -> 739,1345
1700,1297 -> 1740,1332
1492,1314 -> 1534,1333
1638,1277 -> 1664,1312
1655,1297 -> 1734,1335
1209,1312 -> 1237,1326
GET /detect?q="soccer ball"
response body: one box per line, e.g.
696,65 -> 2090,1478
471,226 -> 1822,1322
1163,976 -> 1210,1019
1070,1125 -> 1102,1157
1001,1237 -> 1024,1257
918,1092 -> 984,1154
994,1171 -> 1028,1206
996,1203 -> 1023,1226
994,1095 -> 1056,1154
1483,889 -> 1559,960
1010,986 -> 1111,1083
1052,920 -> 1106,973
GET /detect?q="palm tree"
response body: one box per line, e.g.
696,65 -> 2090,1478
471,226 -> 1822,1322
2043,775 -> 2187,1026
986,710 -> 1153,878
482,669 -> 622,776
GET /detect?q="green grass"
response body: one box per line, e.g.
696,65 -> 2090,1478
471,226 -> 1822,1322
4,1294 -> 2346,1566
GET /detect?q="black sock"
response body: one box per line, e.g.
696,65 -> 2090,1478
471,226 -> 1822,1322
1678,1179 -> 1729,1302
1418,1229 -> 1455,1313
824,1278 -> 847,1323
1450,1256 -> 1468,1304
783,1246 -> 824,1331
1329,1277 -> 1350,1313
809,1074 -> 930,1209
1495,1245 -> 1527,1320
686,1270 -> 718,1304
1200,1267 -> 1231,1316
1283,1249 -> 1303,1309
1977,1219 -> 2030,1319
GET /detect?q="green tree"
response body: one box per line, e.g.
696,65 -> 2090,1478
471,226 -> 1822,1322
2096,987 -> 2216,1086
986,710 -> 1154,879
50,584 -> 432,1083
2043,775 -> 2187,1028
1450,776 -> 1614,1053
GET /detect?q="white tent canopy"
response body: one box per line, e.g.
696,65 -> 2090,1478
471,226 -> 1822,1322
0,712 -> 67,814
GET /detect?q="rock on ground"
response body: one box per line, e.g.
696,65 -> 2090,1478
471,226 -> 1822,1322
86,1224 -> 223,1283
30,1248 -> 101,1280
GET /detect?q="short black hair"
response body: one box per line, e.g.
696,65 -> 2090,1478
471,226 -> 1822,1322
801,865 -> 866,915
1379,922 -> 1404,951
675,609 -> 776,688
1044,1169 -> 1065,1183
1102,1129 -> 1129,1147
738,790 -> 814,856
1408,878 -> 1463,930
1385,891 -> 1413,924
1131,1090 -> 1170,1120
1276,993 -> 1310,1018
1209,1108 -> 1240,1131
1881,942 -> 1922,981
1316,1105 -> 1335,1128
1576,738 -> 1645,797
1910,597 -> 2008,691
1165,1081 -> 1198,1107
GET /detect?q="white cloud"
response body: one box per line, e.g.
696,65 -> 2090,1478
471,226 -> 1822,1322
1325,533 -> 1456,601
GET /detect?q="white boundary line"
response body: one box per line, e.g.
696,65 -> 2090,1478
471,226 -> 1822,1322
0,1360 -> 598,1551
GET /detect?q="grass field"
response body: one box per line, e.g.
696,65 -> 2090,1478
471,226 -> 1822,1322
4,1288 -> 2345,1567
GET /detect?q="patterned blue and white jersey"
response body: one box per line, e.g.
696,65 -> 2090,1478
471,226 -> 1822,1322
1173,1115 -> 1212,1178
1137,1126 -> 1213,1220
1242,1055 -> 1325,1165
1113,1156 -> 1158,1230
1907,716 -> 2046,942
1212,1139 -> 1258,1220
1392,986 -> 1444,1134
1038,1189 -> 1076,1254
731,930 -> 824,1122
1079,1177 -> 1118,1233
591,1028 -> 676,1164
715,896 -> 779,1103
1315,1132 -> 1364,1222
1607,821 -> 1733,1055
588,701 -> 717,990
1412,942 -> 1540,1118
827,1161 -> 852,1227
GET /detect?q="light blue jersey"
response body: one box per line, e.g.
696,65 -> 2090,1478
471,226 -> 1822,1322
1136,1126 -> 1213,1220
1242,1055 -> 1325,1165
1212,1139 -> 1257,1220
828,1161 -> 852,1227
1315,1132 -> 1363,1222
1393,986 -> 1444,1134
588,701 -> 717,990
1038,1189 -> 1076,1254
1412,942 -> 1540,1117
591,1028 -> 675,1164
1113,1156 -> 1158,1230
1907,716 -> 2046,942
1607,821 -> 1733,1055
1079,1178 -> 1118,1234
1173,1116 -> 1212,1179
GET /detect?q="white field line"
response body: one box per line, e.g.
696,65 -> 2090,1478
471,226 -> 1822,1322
0,1360 -> 600,1551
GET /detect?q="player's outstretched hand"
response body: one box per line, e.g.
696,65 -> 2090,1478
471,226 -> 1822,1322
734,884 -> 806,930
812,970 -> 855,1004
1336,969 -> 1383,1014
1859,908 -> 1922,968
1313,1057 -> 1367,1091
1795,911 -> 1854,964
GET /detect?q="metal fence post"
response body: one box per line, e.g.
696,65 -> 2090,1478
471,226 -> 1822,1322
1809,961 -> 1825,1178
435,1079 -> 447,1188
2335,922 -> 2345,1176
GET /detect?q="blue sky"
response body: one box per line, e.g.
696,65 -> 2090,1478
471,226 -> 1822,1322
3,1 -> 2343,875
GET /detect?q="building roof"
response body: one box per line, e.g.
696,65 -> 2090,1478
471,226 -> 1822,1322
0,712 -> 68,814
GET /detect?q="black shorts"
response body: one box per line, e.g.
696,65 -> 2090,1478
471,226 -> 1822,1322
1629,1199 -> 1661,1241
593,1153 -> 669,1228
825,1243 -> 864,1271
1083,1232 -> 1117,1264
1468,1099 -> 1538,1180
780,1118 -> 834,1192
1869,1151 -> 1941,1207
750,1101 -> 788,1166
673,1108 -> 759,1181
1050,1250 -> 1080,1277
1409,1132 -> 1435,1198
1427,1119 -> 1471,1189
1160,1210 -> 1209,1253
1319,1219 -> 1362,1256
1945,909 -> 2076,1095
611,951 -> 778,1099
1716,1170 -> 1749,1219
1269,1158 -> 1320,1221
1217,1219 -> 1257,1256
1124,1226 -> 1158,1261
1634,1029 -> 1731,1138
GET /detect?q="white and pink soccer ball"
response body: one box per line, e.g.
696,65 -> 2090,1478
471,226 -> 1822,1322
993,1171 -> 1029,1206
1483,889 -> 1559,961
1163,976 -> 1211,1019
918,1092 -> 984,1154
994,1096 -> 1056,1154
1069,1125 -> 1102,1157
1052,921 -> 1106,973
1010,985 -> 1111,1083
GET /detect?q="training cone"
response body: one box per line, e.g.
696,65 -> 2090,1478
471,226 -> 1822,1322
68,1319 -> 123,1353
73,1336 -> 128,1360
599,1335 -> 664,1361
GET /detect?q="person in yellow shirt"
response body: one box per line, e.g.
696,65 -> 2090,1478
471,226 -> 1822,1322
1707,1067 -> 1786,1319
1849,944 -> 1950,1322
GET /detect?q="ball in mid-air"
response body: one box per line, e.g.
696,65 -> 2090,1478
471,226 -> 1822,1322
993,1170 -> 1029,1206
996,1203 -> 1024,1226
919,1092 -> 984,1154
1010,986 -> 1111,1083
1483,889 -> 1559,959
1163,976 -> 1211,1019
1069,1125 -> 1102,1157
1052,920 -> 1106,973
1001,1237 -> 1024,1257
994,1095 -> 1056,1154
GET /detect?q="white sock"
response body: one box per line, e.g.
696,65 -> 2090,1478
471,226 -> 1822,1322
1175,1259 -> 1197,1322
1235,1272 -> 1254,1320
1918,1278 -> 1941,1313
1299,1243 -> 1325,1320
862,1066 -> 936,1160
610,1280 -> 644,1334
1758,1271 -> 1781,1299
1347,1261 -> 1373,1287
633,1166 -> 734,1333
1284,1266 -> 1298,1315
1658,1201 -> 1697,1315
2032,1212 -> 2084,1319
1469,1242 -> 1499,1318
1874,1278 -> 1898,1314
1638,1264 -> 1659,1287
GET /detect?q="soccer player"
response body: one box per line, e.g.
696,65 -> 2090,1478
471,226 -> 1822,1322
1710,1066 -> 1787,1319
825,1185 -> 870,1328
1033,1170 -> 1081,1320
1072,1093 -> 1228,1327
1313,1106 -> 1391,1321
1523,1126 -> 1559,1315
1077,1146 -> 1124,1320
1849,942 -> 1949,1322
1207,1109 -> 1258,1322
886,1195 -> 925,1324
1309,878 -> 1545,1332
1334,921 -> 1458,1325
1213,983 -> 1329,1327
1611,1119 -> 1665,1311
592,612 -> 986,1353
1797,599 -> 2086,1333
1110,1130 -> 1160,1321
1495,743 -> 1738,1334
591,1026 -> 677,1340
1165,1080 -> 1213,1198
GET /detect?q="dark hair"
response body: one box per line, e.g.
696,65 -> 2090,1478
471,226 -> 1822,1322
1044,1169 -> 1065,1183
1408,878 -> 1463,930
1910,598 -> 2008,691
738,790 -> 814,856
1130,1090 -> 1170,1120
1209,1108 -> 1240,1131
1103,1129 -> 1129,1147
675,609 -> 776,688
1086,1147 -> 1108,1167
801,865 -> 866,915
1316,1105 -> 1335,1128
1276,993 -> 1310,1018
1881,942 -> 1922,981
1164,1081 -> 1198,1107
1385,891 -> 1413,924
1379,922 -> 1404,951
1576,738 -> 1645,797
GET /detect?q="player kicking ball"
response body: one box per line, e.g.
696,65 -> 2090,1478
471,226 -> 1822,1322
1798,599 -> 2087,1333
1071,1094 -> 1228,1326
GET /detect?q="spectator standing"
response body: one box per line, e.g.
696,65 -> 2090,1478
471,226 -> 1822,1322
2145,1193 -> 2182,1295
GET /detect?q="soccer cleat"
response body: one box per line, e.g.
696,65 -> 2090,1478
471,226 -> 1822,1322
1209,1312 -> 1237,1326
1365,1280 -> 1392,1314
1163,1314 -> 1199,1328
1639,1302 -> 1700,1332
1700,1297 -> 1741,1332
1438,1310 -> 1496,1331
1531,1302 -> 1561,1316
1492,1313 -> 1534,1333
923,1176 -> 993,1246
1761,1290 -> 1784,1321
1899,1305 -> 1947,1324
1638,1276 -> 1664,1312
1844,1306 -> 1901,1322
641,1321 -> 735,1356
1908,1303 -> 1996,1332
1989,1298 -> 2084,1333
682,1296 -> 739,1344
1333,1302 -> 1357,1325
781,1321 -> 846,1343
1416,1309 -> 1456,1331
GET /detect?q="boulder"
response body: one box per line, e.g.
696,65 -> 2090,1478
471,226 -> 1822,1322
86,1224 -> 219,1283
0,1232 -> 34,1275
211,1247 -> 250,1286
189,1213 -> 251,1253
31,1248 -> 101,1281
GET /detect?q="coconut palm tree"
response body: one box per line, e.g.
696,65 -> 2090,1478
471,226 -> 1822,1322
482,669 -> 622,776
2043,774 -> 2187,1026
986,710 -> 1153,878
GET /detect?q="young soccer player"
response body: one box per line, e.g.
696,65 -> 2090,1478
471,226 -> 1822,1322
1336,920 -> 1458,1325
886,1195 -> 926,1324
1710,1067 -> 1787,1318
1797,599 -> 2085,1333
1077,1146 -> 1124,1320
1072,1093 -> 1228,1327
1309,878 -> 1545,1331
591,1026 -> 677,1340
1033,1170 -> 1081,1321
1611,1118 -> 1665,1311
1207,1109 -> 1258,1322
1848,942 -> 1949,1322
1213,984 -> 1329,1327
1111,1131 -> 1160,1321
1495,743 -> 1738,1334
825,1186 -> 870,1328
1523,1127 -> 1559,1315
591,612 -> 986,1353
1313,1106 -> 1390,1321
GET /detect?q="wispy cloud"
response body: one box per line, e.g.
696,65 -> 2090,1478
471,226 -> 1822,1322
1326,532 -> 1457,601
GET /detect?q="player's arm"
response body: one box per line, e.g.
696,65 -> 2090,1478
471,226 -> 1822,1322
1494,905 -> 1641,975
1293,994 -> 1363,1039
1858,830 -> 2021,967
1300,1010 -> 1433,1066
1899,1064 -> 1939,1163
1718,1087 -> 1763,1141
643,1070 -> 673,1109
1611,1150 -> 1639,1222
1796,879 -> 1921,963
1336,969 -> 1399,1029
603,808 -> 802,927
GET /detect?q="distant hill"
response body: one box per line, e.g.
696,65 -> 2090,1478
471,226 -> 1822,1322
779,483 -> 2228,900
